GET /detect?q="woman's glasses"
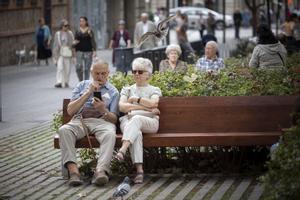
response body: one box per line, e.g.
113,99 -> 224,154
132,70 -> 145,75
63,24 -> 69,27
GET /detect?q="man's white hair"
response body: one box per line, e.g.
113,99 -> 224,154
90,59 -> 108,70
205,41 -> 218,50
141,13 -> 148,18
165,44 -> 182,56
132,57 -> 153,74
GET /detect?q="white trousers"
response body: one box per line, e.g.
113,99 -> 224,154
58,118 -> 116,174
120,115 -> 159,164
56,56 -> 71,87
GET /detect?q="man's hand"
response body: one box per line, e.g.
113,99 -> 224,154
92,97 -> 106,113
87,81 -> 100,95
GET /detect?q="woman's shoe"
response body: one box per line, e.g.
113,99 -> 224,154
55,83 -> 62,88
133,172 -> 144,184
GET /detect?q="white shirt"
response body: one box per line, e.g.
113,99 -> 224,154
142,23 -> 148,34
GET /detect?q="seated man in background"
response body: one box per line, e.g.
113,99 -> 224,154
58,60 -> 119,187
195,41 -> 224,72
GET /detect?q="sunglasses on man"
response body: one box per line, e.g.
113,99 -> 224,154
132,70 -> 146,75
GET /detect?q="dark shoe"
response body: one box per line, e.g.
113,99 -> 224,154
68,172 -> 83,187
55,83 -> 62,88
92,170 -> 109,186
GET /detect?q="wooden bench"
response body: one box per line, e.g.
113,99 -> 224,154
54,96 -> 300,149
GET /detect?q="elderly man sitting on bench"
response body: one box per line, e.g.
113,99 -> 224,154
58,60 -> 119,187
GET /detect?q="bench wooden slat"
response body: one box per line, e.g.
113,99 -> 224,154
54,96 -> 299,149
54,131 -> 282,148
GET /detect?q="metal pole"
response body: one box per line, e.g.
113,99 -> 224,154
0,67 -> 2,121
222,0 -> 225,43
285,0 -> 288,20
166,0 -> 170,45
267,0 -> 271,29
276,1 -> 281,36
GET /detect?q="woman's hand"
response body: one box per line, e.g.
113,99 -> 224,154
151,108 -> 160,115
128,96 -> 138,104
73,40 -> 79,45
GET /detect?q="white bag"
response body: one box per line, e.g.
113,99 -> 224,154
128,110 -> 156,118
58,31 -> 72,57
60,46 -> 72,57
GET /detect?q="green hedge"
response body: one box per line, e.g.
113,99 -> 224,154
110,66 -> 296,96
52,54 -> 300,177
260,112 -> 300,200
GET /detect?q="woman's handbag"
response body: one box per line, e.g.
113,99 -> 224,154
60,46 -> 72,57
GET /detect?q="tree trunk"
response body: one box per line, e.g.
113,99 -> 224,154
245,0 -> 266,36
267,0 -> 271,29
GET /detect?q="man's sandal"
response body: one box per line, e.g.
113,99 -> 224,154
114,150 -> 125,162
133,172 -> 144,184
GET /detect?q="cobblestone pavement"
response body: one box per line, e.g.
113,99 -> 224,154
0,123 -> 264,200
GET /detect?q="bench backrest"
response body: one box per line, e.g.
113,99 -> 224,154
62,96 -> 299,133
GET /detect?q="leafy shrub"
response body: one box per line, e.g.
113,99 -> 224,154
52,55 -> 299,176
260,112 -> 300,200
110,65 -> 296,96
51,110 -> 63,132
230,39 -> 256,58
286,52 -> 300,69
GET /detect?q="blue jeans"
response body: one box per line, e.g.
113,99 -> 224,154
76,51 -> 93,81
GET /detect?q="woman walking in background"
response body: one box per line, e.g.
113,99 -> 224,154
53,19 -> 74,88
74,16 -> 96,81
176,13 -> 194,61
109,20 -> 131,67
35,17 -> 52,65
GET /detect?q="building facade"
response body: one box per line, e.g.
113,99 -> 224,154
71,0 -> 147,49
0,0 -> 71,66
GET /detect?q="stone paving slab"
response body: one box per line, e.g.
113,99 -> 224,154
0,123 -> 265,200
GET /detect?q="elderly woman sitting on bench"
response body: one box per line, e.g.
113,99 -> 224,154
115,57 -> 162,184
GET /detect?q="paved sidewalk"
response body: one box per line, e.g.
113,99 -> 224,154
0,49 -> 113,137
0,124 -> 264,200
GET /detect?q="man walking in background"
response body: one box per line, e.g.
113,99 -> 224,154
134,13 -> 157,50
233,10 -> 242,39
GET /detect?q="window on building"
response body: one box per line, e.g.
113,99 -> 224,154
30,0 -> 38,6
16,0 -> 24,7
0,0 -> 9,8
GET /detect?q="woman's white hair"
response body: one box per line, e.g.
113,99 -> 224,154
165,44 -> 182,56
132,57 -> 153,74
205,41 -> 218,50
